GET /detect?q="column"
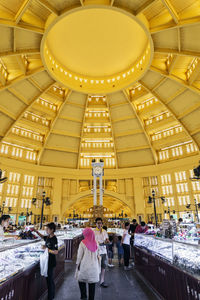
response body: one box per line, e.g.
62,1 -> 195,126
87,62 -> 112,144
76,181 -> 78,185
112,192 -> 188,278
100,175 -> 103,206
51,177 -> 62,221
93,175 -> 97,206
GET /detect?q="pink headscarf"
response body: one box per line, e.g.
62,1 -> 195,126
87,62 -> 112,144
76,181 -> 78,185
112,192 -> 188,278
82,227 -> 98,252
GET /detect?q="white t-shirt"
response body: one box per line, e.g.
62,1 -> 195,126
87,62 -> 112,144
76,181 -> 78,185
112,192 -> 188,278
123,229 -> 131,245
94,228 -> 108,255
0,225 -> 4,241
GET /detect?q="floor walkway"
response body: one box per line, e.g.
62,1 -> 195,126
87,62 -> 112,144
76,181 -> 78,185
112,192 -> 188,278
54,262 -> 159,300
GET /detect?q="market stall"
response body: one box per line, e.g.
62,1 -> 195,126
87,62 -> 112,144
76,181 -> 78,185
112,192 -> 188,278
134,234 -> 200,300
57,229 -> 83,261
0,238 -> 65,300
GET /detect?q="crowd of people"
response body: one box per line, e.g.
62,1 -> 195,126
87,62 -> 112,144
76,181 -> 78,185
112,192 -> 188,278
75,218 -> 149,300
0,214 -> 149,300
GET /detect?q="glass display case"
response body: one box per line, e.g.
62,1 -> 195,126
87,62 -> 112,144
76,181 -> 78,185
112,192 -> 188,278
38,228 -> 83,240
134,234 -> 200,278
0,238 -> 64,283
107,228 -> 124,236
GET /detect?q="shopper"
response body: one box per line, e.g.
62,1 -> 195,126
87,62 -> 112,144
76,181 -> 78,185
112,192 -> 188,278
76,227 -> 100,300
129,219 -> 138,235
34,223 -> 58,300
178,218 -> 183,225
0,215 -> 10,236
129,219 -> 138,248
116,236 -> 124,266
94,217 -> 109,287
107,235 -> 114,268
122,222 -> 132,270
135,221 -> 148,234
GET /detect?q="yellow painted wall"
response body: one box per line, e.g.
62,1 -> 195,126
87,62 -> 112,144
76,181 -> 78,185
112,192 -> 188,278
0,153 -> 199,223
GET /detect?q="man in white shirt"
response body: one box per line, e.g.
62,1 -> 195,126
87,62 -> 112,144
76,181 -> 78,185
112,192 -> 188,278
94,217 -> 109,288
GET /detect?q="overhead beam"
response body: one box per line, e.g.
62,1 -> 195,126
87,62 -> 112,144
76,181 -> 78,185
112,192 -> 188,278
150,65 -> 200,96
123,90 -> 158,164
15,0 -> 31,24
51,129 -> 80,138
7,87 -> 29,105
151,16 -> 200,33
164,87 -> 186,105
0,49 -> 40,58
177,27 -> 181,52
115,129 -> 143,138
0,19 -> 44,34
44,146 -> 78,153
109,101 -> 128,108
28,77 -> 43,91
16,56 -> 27,75
0,105 -> 16,120
136,0 -> 156,15
152,77 -> 167,91
13,28 -> 16,52
0,71 -> 6,86
77,94 -> 88,169
161,0 -> 179,24
154,48 -> 200,58
139,81 -> 199,150
177,102 -> 200,120
168,55 -> 178,74
117,145 -> 150,153
107,96 -> 118,168
191,127 -> 200,136
36,0 -> 58,15
37,90 -> 72,164
1,81 -> 55,140
112,115 -> 133,123
0,67 -> 44,92
59,116 -> 82,123
188,62 -> 200,85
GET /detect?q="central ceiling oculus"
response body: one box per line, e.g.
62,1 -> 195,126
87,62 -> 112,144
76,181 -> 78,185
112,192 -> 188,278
42,6 -> 153,93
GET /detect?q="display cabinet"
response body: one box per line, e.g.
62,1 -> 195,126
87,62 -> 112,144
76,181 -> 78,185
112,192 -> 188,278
134,234 -> 173,262
58,229 -> 83,261
134,234 -> 200,277
134,234 -> 200,300
0,238 -> 65,300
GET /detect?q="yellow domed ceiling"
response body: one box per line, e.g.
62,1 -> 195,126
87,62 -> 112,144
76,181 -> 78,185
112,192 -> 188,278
42,6 -> 153,93
0,0 -> 199,169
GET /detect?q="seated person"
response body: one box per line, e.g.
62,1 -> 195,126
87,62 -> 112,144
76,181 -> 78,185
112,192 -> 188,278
135,221 -> 148,234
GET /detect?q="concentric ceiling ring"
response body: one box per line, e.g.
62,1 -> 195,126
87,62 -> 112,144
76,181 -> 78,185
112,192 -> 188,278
41,5 -> 154,94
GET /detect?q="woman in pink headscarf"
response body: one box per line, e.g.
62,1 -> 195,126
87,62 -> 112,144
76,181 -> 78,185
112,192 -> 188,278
75,228 -> 100,300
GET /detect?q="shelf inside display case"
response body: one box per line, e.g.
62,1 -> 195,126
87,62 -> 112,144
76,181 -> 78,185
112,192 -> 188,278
134,234 -> 200,279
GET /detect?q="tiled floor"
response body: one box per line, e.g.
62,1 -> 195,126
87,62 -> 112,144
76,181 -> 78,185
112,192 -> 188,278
54,262 -> 159,300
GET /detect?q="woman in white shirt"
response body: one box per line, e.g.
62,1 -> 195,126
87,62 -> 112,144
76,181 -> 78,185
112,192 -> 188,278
76,227 -> 100,300
122,222 -> 132,270
0,215 -> 11,237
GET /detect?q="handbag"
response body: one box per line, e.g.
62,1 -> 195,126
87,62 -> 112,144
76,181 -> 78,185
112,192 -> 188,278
40,248 -> 49,277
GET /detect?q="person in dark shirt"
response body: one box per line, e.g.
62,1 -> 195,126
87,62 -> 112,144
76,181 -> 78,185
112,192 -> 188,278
129,219 -> 138,235
107,235 -> 114,268
34,223 -> 58,300
128,219 -> 138,247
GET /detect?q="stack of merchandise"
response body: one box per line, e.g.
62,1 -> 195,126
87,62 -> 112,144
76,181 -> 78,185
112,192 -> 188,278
173,226 -> 200,244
